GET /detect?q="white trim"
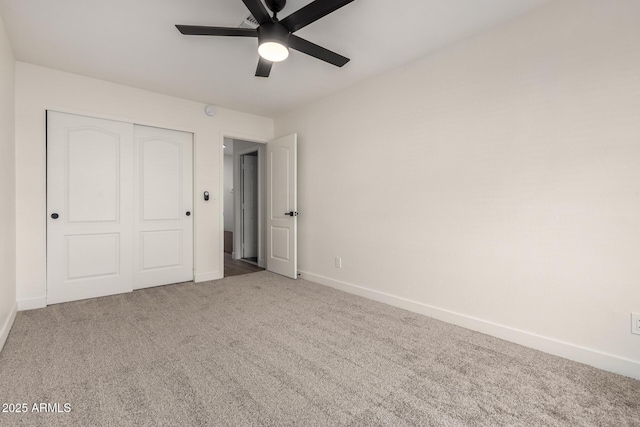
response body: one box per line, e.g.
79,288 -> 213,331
0,302 -> 17,352
46,107 -> 196,135
194,271 -> 221,283
17,297 -> 47,311
219,132 -> 269,279
299,270 -> 640,381
234,145 -> 264,267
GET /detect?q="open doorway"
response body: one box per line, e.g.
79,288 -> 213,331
223,137 -> 265,277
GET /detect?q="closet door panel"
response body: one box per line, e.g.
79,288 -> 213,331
47,111 -> 134,304
133,125 -> 193,289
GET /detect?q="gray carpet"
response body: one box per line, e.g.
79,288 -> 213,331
0,271 -> 638,426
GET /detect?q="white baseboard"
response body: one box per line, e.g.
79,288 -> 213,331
299,270 -> 640,381
0,301 -> 17,352
194,271 -> 222,283
17,297 -> 47,311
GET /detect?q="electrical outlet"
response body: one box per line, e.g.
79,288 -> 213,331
632,313 -> 640,336
335,257 -> 342,268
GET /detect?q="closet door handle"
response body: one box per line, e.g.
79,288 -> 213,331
186,211 -> 191,216
51,213 -> 59,219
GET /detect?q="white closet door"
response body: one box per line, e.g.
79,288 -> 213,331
46,112 -> 134,304
133,125 -> 193,289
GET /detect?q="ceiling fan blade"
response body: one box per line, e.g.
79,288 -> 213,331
176,25 -> 257,37
242,0 -> 273,25
255,57 -> 273,77
281,0 -> 355,33
289,35 -> 349,67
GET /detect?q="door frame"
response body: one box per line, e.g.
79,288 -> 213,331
232,142 -> 266,268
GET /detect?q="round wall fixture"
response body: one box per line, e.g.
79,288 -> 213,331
204,105 -> 216,116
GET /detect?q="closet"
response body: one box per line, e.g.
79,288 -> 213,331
46,111 -> 193,304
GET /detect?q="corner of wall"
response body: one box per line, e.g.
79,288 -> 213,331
17,297 -> 46,311
194,271 -> 222,283
0,6 -> 18,354
0,301 -> 17,352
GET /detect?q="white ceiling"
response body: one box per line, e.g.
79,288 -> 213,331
0,0 -> 550,118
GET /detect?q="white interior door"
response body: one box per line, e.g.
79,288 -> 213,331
47,112 -> 134,304
266,134 -> 297,279
133,125 -> 193,289
242,154 -> 258,259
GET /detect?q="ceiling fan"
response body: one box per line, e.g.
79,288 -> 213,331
176,0 -> 355,77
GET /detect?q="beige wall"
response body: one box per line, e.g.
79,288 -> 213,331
275,0 -> 640,378
15,63 -> 274,309
0,12 -> 16,350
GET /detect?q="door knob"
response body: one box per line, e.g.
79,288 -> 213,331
284,211 -> 298,216
186,211 -> 191,216
51,213 -> 59,219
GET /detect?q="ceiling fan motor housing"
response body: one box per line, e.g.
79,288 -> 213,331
258,22 -> 290,47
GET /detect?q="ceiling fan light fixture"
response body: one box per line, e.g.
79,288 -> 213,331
258,41 -> 289,62
257,23 -> 290,62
